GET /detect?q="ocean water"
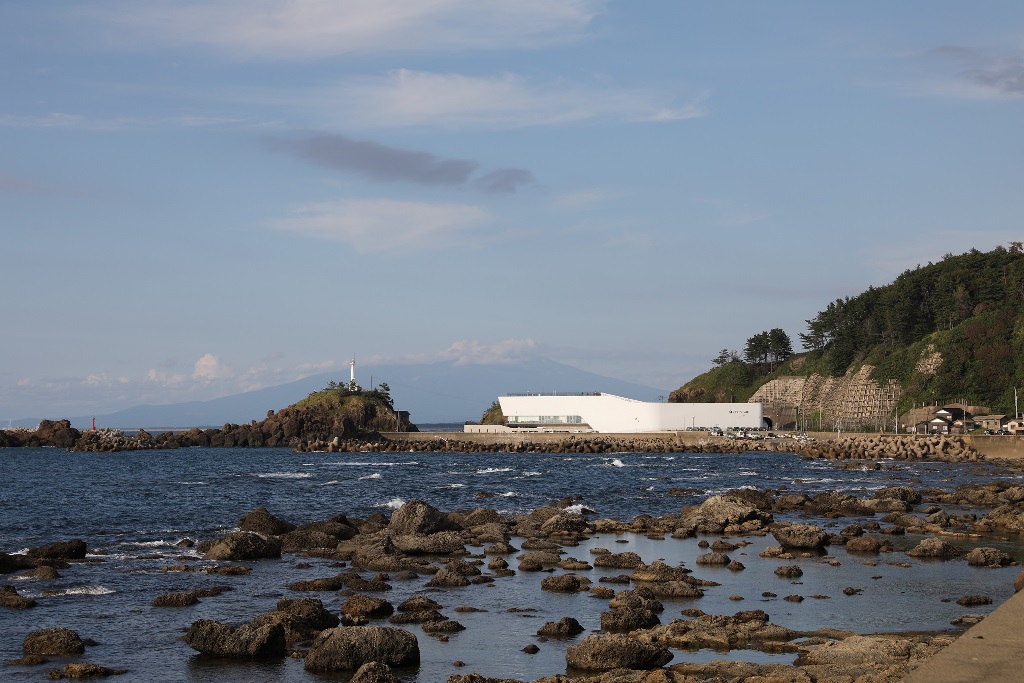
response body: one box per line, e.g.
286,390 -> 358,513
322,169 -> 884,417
1,446 -> 1023,682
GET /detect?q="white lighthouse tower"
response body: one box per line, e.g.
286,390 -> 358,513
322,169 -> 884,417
350,356 -> 356,386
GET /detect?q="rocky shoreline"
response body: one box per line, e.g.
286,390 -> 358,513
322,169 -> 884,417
0,420 -> 990,465
5,478 -> 1024,681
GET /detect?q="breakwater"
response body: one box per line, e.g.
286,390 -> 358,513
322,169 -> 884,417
7,420 -> 1021,463
370,432 -> 986,463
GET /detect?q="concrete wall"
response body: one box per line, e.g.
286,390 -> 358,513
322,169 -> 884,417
498,394 -> 762,432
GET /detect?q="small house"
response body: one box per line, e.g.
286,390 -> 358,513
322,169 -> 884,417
976,415 -> 1009,432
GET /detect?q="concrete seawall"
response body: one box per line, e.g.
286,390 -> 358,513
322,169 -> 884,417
382,430 -> 1024,460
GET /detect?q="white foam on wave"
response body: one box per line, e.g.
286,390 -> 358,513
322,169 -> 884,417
562,503 -> 591,514
476,467 -> 513,474
130,540 -> 174,548
445,483 -> 466,489
359,473 -> 383,480
329,461 -> 419,467
498,492 -> 518,498
385,497 -> 405,510
174,481 -> 208,485
607,459 -> 626,468
49,586 -> 116,597
255,472 -> 313,479
737,470 -> 757,476
320,480 -> 341,486
520,471 -> 542,477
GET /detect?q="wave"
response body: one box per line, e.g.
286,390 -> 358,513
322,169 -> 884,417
445,483 -> 466,489
498,492 -> 518,498
384,497 -> 405,510
327,461 -> 419,467
319,480 -> 341,486
173,481 -> 208,485
476,467 -> 513,474
358,473 -> 383,480
607,459 -> 626,468
254,472 -> 313,479
520,471 -> 542,477
47,586 -> 115,597
562,503 -> 592,514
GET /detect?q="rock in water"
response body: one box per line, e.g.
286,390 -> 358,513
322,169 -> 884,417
23,628 -> 85,655
201,531 -> 282,561
389,499 -> 461,536
182,619 -> 286,658
304,626 -> 419,672
565,633 -> 672,670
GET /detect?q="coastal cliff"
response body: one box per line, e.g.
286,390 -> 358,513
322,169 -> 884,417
0,388 -> 416,452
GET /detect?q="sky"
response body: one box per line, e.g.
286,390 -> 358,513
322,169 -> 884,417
2,1 -> 1023,421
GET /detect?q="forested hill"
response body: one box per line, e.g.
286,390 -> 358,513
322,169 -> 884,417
672,243 -> 1024,417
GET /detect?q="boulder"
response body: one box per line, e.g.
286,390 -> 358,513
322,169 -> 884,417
695,552 -> 731,566
540,513 -> 590,535
343,595 -> 395,619
389,500 -> 461,536
0,552 -> 34,574
304,626 -> 419,672
250,597 -> 340,644
537,617 -> 585,638
0,585 -> 37,609
566,633 -> 673,670
391,532 -> 466,555
965,547 -> 1013,567
845,537 -> 881,553
906,538 -> 963,559
26,540 -> 87,564
182,619 -> 286,658
681,495 -> 773,534
23,628 -> 86,655
540,574 -> 591,592
238,507 -> 296,536
631,561 -> 691,583
45,663 -> 129,679
152,592 -> 199,607
771,523 -> 828,550
593,552 -> 643,569
774,566 -> 803,579
201,532 -> 282,561
351,661 -> 399,683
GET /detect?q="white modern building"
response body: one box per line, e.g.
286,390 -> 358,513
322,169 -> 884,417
468,393 -> 763,433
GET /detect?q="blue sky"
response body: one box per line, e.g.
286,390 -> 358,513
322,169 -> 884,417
2,1 -> 1023,420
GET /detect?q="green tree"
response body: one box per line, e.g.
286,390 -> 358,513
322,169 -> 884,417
767,328 -> 793,369
712,348 -> 740,367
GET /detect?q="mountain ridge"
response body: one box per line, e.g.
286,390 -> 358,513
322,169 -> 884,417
14,357 -> 669,430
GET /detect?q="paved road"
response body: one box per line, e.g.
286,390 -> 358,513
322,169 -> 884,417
904,588 -> 1024,682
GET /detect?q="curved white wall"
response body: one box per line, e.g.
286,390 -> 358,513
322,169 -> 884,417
498,394 -> 762,433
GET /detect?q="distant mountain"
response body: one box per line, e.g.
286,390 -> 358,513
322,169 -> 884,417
49,358 -> 669,430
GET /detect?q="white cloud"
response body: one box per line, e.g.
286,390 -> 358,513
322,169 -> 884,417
192,353 -> 235,381
82,0 -> 602,59
323,70 -> 707,129
269,198 -> 490,252
440,339 -> 539,366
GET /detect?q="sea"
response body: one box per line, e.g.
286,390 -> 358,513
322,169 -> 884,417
2,446 -> 1024,682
